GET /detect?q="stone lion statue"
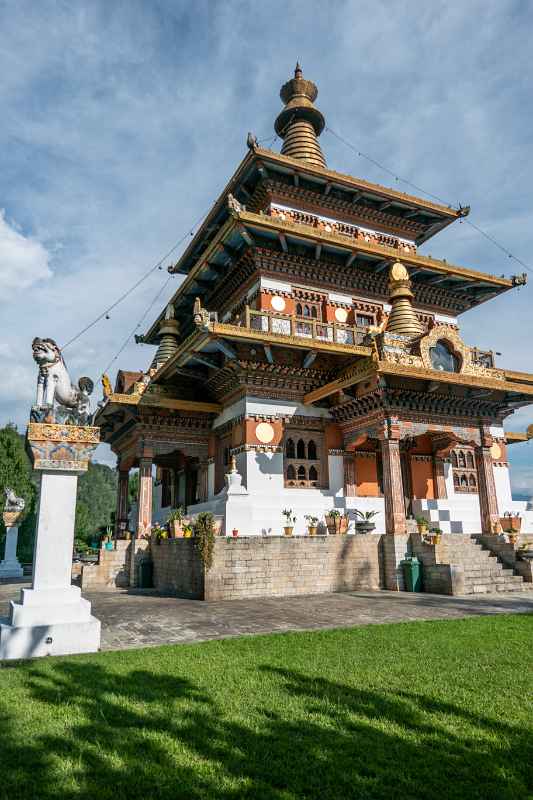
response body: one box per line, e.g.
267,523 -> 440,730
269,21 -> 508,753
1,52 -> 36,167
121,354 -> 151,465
4,487 -> 25,512
31,337 -> 94,424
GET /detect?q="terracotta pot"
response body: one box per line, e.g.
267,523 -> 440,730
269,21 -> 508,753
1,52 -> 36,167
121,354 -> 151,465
232,528 -> 238,538
500,516 -> 522,533
307,526 -> 317,536
170,520 -> 184,538
283,526 -> 294,537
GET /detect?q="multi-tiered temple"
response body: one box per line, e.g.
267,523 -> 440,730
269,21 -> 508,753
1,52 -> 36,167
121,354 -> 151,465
96,65 -> 533,545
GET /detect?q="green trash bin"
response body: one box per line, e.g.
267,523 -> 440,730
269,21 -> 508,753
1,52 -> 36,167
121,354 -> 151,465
138,560 -> 153,589
401,556 -> 422,592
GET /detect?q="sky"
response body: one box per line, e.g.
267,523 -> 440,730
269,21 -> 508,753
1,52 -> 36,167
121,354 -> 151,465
0,0 -> 532,495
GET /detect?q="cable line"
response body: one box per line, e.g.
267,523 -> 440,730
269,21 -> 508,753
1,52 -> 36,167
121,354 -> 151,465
325,125 -> 533,276
62,204 -> 213,351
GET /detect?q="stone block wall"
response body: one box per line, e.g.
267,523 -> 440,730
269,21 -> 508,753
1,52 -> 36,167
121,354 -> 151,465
152,535 -> 383,601
80,539 -> 150,590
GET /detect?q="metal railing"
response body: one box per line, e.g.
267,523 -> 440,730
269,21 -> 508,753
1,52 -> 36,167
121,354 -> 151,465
246,308 -> 365,346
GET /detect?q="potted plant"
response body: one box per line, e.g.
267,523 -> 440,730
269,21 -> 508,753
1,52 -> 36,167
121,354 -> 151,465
193,512 -> 216,571
518,542 -> 533,560
325,509 -> 349,535
415,515 -> 429,534
153,524 -> 168,544
167,507 -> 186,538
232,528 -> 239,538
282,509 -> 296,536
500,511 -> 522,534
430,527 -> 443,545
304,515 -> 319,536
103,525 -> 114,550
354,509 -> 378,534
183,524 -> 193,538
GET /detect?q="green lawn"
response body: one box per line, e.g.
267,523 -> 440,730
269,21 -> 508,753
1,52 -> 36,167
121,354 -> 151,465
0,615 -> 532,800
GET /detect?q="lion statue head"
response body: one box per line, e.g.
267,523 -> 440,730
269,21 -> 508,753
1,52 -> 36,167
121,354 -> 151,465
32,337 -> 62,367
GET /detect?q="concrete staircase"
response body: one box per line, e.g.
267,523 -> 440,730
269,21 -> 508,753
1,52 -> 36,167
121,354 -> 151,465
412,534 -> 533,595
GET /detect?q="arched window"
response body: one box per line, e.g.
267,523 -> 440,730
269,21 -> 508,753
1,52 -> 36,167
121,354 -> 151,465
297,439 -> 306,459
458,451 -> 466,468
309,465 -> 318,483
311,306 -> 318,318
303,305 -> 311,317
297,465 -> 306,481
466,452 -> 474,468
296,303 -> 303,317
469,474 -> 477,488
451,451 -> 458,467
286,465 -> 296,481
307,440 -> 317,460
286,438 -> 295,458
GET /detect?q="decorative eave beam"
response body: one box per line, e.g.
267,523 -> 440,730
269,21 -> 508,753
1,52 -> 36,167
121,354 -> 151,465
506,431 -> 532,444
98,392 -> 221,414
377,361 -> 533,396
304,360 -> 376,404
235,209 -> 514,290
253,147 -> 461,221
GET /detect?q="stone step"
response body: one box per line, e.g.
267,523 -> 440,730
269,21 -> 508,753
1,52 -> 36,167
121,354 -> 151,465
464,568 -> 511,579
465,582 -> 527,594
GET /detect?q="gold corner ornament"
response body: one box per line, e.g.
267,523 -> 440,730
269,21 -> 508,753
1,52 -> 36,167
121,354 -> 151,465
27,422 -> 100,444
26,422 -> 100,474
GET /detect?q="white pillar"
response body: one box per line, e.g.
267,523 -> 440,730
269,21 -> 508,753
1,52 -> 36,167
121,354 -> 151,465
0,522 -> 24,578
0,423 -> 101,660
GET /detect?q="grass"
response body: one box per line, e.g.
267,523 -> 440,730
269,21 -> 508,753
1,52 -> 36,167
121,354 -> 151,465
0,615 -> 532,800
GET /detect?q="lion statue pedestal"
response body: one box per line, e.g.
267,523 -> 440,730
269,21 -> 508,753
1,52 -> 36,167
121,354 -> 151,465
0,489 -> 25,579
0,424 -> 101,661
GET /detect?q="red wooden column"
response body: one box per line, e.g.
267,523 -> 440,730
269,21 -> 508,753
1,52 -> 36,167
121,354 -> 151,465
381,431 -> 407,535
476,432 -> 499,534
115,465 -> 130,535
343,453 -> 356,497
434,457 -> 448,499
136,456 -> 153,537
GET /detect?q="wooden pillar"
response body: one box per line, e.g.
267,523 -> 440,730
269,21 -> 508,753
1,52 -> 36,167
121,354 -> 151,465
381,436 -> 407,535
434,457 -> 448,499
136,456 -> 153,537
115,466 -> 130,535
344,453 -> 356,497
476,435 -> 499,534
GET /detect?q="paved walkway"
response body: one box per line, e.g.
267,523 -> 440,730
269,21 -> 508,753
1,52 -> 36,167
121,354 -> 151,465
1,581 -> 531,652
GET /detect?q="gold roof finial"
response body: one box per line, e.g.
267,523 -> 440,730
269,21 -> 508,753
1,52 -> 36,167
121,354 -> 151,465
384,261 -> 424,338
274,63 -> 326,169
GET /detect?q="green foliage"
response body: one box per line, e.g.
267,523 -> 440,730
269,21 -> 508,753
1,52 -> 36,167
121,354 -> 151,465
167,506 -> 185,523
128,470 -> 139,504
193,511 -> 216,570
76,462 -> 117,540
0,423 -> 36,562
354,509 -> 379,521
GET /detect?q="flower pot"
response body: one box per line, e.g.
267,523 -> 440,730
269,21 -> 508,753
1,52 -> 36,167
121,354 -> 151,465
508,533 -> 518,546
104,541 -> 113,551
232,528 -> 239,538
183,529 -> 193,538
339,517 -> 349,535
307,526 -> 317,536
417,524 -> 428,535
283,526 -> 294,537
500,516 -> 522,534
355,522 -> 375,534
434,534 -> 442,545
170,520 -> 183,538
325,515 -> 340,535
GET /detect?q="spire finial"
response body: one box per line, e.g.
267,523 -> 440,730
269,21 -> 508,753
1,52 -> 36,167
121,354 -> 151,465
384,261 -> 424,338
274,64 -> 326,168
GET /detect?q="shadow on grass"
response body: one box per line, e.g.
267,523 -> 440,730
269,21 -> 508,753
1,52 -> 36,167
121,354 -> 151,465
0,658 -> 531,800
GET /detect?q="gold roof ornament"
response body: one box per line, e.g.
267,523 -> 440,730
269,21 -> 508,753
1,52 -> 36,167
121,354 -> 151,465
274,63 -> 327,169
384,261 -> 425,338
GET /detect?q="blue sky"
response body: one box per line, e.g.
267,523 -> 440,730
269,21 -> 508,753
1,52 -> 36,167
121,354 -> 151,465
0,0 -> 532,494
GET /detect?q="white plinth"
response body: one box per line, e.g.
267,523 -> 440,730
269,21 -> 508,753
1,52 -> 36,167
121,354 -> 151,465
0,525 -> 23,578
0,467 -> 101,660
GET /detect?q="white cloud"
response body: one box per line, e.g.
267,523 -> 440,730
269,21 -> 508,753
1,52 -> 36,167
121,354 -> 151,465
0,210 -> 52,294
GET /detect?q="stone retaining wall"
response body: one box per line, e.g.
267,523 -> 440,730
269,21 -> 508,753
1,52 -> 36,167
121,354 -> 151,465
151,535 -> 383,600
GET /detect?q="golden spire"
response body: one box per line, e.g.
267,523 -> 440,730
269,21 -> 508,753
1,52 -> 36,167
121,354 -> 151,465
384,262 -> 424,338
274,63 -> 326,169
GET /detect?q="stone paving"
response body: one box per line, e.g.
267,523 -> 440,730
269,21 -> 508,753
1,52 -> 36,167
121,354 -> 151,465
1,580 -> 532,652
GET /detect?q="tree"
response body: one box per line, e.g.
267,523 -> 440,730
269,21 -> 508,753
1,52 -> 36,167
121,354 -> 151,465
76,462 -> 117,540
0,423 -> 37,563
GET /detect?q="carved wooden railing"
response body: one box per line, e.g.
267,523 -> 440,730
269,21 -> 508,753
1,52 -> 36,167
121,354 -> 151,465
247,308 -> 366,346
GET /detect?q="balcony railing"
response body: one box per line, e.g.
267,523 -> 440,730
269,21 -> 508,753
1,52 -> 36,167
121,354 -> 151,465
246,308 -> 366,347
470,348 -> 495,369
